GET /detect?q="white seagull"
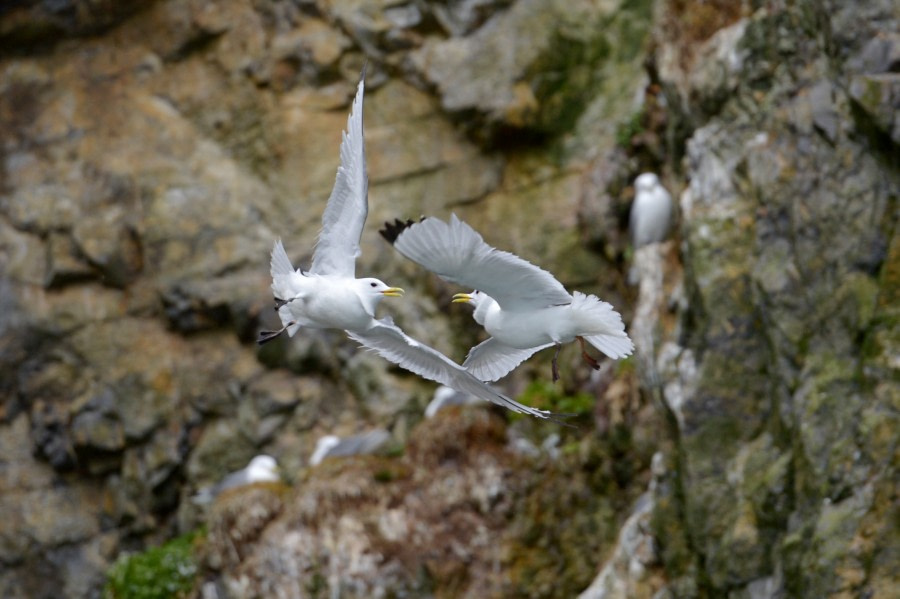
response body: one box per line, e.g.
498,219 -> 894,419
424,385 -> 482,418
630,172 -> 672,248
380,215 -> 634,382
258,71 -> 559,421
192,455 -> 280,505
308,429 -> 391,466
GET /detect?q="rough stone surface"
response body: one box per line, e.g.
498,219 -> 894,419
639,1 -> 899,597
0,1 -> 896,598
198,408 -> 650,599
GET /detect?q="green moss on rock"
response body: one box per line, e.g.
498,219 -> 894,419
104,531 -> 202,599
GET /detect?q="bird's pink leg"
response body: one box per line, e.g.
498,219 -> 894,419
577,336 -> 601,370
551,344 -> 562,382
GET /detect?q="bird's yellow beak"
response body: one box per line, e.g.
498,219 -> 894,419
381,287 -> 405,298
452,293 -> 473,304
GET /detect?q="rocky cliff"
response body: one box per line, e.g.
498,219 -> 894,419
0,1 -> 896,598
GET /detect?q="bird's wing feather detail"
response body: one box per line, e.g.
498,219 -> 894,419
270,239 -> 299,301
270,239 -> 295,278
462,338 -> 556,382
310,75 -> 368,277
347,319 -> 556,419
390,214 -> 572,310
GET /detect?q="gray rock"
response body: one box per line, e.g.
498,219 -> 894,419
409,0 -> 644,137
44,231 -> 94,288
849,72 -> 900,144
646,1 -> 898,596
71,209 -> 143,288
577,494 -> 657,599
431,0 -> 513,36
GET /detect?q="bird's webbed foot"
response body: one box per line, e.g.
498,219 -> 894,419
257,321 -> 296,345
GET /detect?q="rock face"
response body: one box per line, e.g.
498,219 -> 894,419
0,0 -> 896,598
643,1 -> 899,597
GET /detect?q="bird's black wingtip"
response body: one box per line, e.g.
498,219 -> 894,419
545,411 -> 581,429
379,217 -> 424,245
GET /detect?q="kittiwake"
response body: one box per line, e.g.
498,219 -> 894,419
380,215 -> 634,382
192,454 -> 280,505
309,429 -> 391,466
630,172 -> 672,248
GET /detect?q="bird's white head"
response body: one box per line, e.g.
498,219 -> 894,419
451,289 -> 488,307
310,434 -> 342,466
452,289 -> 495,325
246,455 -> 280,482
355,278 -> 404,313
635,172 -> 659,193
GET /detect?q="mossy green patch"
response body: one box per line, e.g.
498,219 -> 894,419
514,380 -> 595,418
104,530 -> 202,599
616,108 -> 647,147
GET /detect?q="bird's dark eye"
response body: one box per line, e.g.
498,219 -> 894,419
474,290 -> 480,295
370,282 -> 377,287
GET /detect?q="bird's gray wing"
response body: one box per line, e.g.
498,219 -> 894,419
214,468 -> 252,494
346,318 -> 558,420
309,71 -> 368,277
381,214 -> 572,310
191,468 -> 250,505
331,430 -> 391,457
461,337 -> 556,382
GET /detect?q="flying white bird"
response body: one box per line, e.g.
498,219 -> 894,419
424,385 -> 482,418
258,70 -> 559,421
630,172 -> 672,248
308,429 -> 391,466
380,215 -> 634,382
192,455 -> 280,505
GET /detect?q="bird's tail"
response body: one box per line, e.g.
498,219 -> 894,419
276,305 -> 303,337
571,291 -> 634,359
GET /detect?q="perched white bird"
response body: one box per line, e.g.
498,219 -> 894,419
424,385 -> 482,418
380,215 -> 633,382
259,71 -> 559,421
192,455 -> 280,505
309,429 -> 391,466
630,172 -> 672,248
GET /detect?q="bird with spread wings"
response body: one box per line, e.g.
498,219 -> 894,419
259,70 -> 561,421
380,215 -> 633,382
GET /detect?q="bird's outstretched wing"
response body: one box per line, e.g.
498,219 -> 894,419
310,70 -> 368,277
347,318 -> 562,421
380,214 -> 572,310
461,337 -> 556,382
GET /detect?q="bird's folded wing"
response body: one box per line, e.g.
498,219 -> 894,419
310,72 -> 368,278
462,338 -> 555,382
346,318 -> 555,419
384,214 -> 572,310
332,430 -> 391,457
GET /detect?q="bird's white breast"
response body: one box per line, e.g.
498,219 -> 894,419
283,276 -> 373,331
483,304 -> 573,348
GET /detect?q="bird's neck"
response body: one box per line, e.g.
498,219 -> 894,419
473,298 -> 498,326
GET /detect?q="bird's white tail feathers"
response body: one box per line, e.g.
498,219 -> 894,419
571,291 -> 634,359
